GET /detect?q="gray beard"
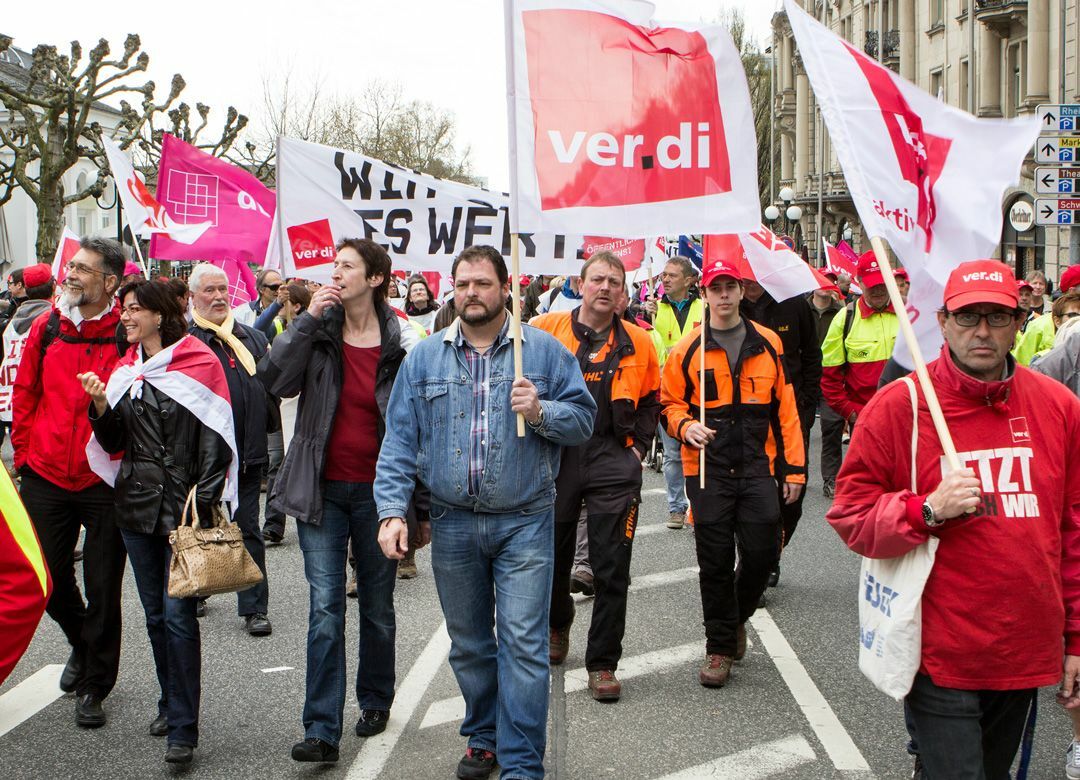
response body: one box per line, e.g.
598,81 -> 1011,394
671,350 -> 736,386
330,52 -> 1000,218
59,288 -> 88,310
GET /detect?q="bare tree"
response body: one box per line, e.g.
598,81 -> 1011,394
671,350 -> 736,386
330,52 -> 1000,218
0,34 -> 247,260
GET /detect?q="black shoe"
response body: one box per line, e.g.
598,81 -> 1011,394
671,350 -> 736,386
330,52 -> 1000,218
75,693 -> 106,728
757,591 -> 768,609
195,598 -> 207,618
291,737 -> 339,763
244,614 -> 272,637
823,480 -> 835,498
164,744 -> 194,764
457,747 -> 497,779
59,648 -> 84,693
149,714 -> 168,737
355,709 -> 389,737
262,529 -> 283,545
767,564 -> 780,588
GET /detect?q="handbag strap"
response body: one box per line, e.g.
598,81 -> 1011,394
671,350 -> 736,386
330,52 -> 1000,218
180,484 -> 200,528
900,376 -> 918,494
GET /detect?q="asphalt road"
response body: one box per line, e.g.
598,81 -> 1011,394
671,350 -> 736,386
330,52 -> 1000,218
0,423 -> 1072,779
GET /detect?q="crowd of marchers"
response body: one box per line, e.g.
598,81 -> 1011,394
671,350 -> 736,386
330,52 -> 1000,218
2,236 -> 1080,780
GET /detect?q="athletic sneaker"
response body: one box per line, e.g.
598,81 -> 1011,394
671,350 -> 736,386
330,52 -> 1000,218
666,511 -> 685,529
457,747 -> 497,779
1067,740 -> 1080,780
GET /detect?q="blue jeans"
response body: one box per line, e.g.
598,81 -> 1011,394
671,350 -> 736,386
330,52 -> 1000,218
296,481 -> 397,747
430,503 -> 554,780
659,426 -> 688,514
121,529 -> 200,747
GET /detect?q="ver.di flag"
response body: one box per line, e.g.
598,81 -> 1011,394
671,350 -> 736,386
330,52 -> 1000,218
784,0 -> 1038,367
50,226 -> 81,286
101,137 -> 211,245
704,226 -> 838,303
505,0 -> 761,237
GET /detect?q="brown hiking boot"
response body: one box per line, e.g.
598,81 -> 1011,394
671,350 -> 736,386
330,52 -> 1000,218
699,654 -> 733,688
587,670 -> 622,701
666,511 -> 686,529
549,626 -> 570,666
735,624 -> 747,661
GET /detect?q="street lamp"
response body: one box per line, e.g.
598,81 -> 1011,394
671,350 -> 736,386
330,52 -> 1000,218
765,187 -> 803,245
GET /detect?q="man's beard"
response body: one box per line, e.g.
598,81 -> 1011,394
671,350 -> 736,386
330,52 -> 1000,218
59,286 -> 90,309
457,299 -> 503,326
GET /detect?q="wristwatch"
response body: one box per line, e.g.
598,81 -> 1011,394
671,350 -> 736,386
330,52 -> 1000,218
527,404 -> 545,430
922,500 -> 945,528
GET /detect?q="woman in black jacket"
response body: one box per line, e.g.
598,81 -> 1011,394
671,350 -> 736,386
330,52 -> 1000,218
79,280 -> 233,767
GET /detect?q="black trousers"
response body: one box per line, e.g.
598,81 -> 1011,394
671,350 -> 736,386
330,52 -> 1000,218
687,476 -> 779,656
261,430 -> 286,537
904,673 -> 1035,780
819,398 -> 845,486
548,486 -> 637,672
235,469 -> 269,616
20,469 -> 127,697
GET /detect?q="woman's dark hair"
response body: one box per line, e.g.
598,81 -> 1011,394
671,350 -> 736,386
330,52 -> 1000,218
336,238 -> 392,302
404,274 -> 439,315
118,280 -> 187,347
285,282 -> 311,311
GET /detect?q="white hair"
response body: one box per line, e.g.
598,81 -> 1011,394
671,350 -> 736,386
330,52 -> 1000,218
187,262 -> 228,293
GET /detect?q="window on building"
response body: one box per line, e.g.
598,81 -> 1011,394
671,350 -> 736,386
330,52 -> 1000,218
931,0 -> 944,27
930,68 -> 944,100
1005,42 -> 1025,117
960,58 -> 970,110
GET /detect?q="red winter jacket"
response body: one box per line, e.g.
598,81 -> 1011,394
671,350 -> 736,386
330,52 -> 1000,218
12,304 -> 124,492
827,346 -> 1080,691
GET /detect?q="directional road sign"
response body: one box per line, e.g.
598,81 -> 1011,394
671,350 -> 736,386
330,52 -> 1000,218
1035,197 -> 1080,225
1036,166 -> 1080,194
1038,104 -> 1080,133
1036,136 -> 1080,163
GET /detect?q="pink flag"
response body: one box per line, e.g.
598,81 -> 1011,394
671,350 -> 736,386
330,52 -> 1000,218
582,236 -> 647,270
821,237 -> 856,279
50,227 -> 81,286
210,257 -> 259,309
149,135 -> 276,273
704,226 -> 839,302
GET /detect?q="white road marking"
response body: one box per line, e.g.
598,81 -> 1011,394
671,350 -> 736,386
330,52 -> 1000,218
652,733 -> 816,779
260,666 -> 294,674
750,610 -> 872,773
572,565 -> 699,603
420,640 -> 713,729
0,665 -> 64,738
642,488 -> 667,496
635,523 -> 670,538
346,621 -> 452,780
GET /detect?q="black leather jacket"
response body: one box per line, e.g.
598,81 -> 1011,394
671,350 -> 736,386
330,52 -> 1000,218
89,383 -> 231,535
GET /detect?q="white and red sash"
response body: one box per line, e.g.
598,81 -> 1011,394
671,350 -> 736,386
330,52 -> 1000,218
86,335 -> 238,507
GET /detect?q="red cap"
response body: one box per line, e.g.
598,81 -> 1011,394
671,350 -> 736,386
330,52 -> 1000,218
894,267 -> 909,280
123,261 -> 143,278
701,260 -> 743,288
943,260 -> 1018,311
1016,278 -> 1034,292
857,251 -> 885,288
822,268 -> 839,280
22,263 -> 52,288
1061,265 -> 1080,294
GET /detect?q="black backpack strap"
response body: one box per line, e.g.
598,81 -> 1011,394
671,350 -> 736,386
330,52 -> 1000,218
39,310 -> 61,362
40,309 -> 127,359
840,302 -> 856,364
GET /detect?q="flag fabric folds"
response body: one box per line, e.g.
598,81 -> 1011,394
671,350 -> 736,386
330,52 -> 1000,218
704,226 -> 838,302
505,0 -> 760,237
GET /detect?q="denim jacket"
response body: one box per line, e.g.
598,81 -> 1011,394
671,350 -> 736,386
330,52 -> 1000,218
375,316 -> 596,519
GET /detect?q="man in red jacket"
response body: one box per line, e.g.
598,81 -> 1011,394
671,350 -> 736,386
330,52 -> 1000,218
827,259 -> 1080,779
12,237 -> 128,729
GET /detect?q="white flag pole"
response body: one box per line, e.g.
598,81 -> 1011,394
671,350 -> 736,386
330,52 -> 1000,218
699,305 -> 706,489
868,235 -> 961,471
510,234 -> 526,438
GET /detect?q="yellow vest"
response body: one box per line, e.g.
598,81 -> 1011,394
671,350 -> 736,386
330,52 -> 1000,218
654,298 -> 704,353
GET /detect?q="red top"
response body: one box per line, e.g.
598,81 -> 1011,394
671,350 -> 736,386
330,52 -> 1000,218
324,344 -> 381,483
827,347 -> 1080,690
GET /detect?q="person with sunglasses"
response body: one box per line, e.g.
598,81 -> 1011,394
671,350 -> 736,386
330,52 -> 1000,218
232,269 -> 283,328
827,259 -> 1080,780
12,237 -> 129,729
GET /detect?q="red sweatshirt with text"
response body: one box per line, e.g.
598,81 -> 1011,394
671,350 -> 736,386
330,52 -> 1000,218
827,347 -> 1080,690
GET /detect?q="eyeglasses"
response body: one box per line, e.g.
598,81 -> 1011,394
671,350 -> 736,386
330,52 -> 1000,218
1061,312 -> 1080,321
65,261 -> 109,277
948,311 -> 1017,329
262,283 -> 282,292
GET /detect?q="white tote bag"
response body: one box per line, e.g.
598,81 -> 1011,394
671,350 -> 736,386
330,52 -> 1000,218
857,377 -> 939,701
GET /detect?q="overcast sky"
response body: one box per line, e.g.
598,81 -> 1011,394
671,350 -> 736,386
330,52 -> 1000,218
2,0 -> 780,191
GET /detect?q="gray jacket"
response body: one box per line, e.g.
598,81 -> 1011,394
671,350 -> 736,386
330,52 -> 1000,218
1031,323 -> 1080,398
256,302 -> 419,525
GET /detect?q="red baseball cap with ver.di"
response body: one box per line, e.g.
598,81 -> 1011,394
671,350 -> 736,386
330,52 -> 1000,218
1061,265 -> 1080,294
21,263 -> 52,288
943,260 -> 1018,311
701,259 -> 743,288
857,251 -> 885,288
1016,278 -> 1033,292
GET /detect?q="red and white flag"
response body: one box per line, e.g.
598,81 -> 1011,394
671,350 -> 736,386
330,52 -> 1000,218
50,227 -> 81,286
704,226 -> 839,302
102,137 -> 211,245
86,335 -> 238,507
821,237 -> 856,279
784,0 -> 1038,365
505,0 -> 760,237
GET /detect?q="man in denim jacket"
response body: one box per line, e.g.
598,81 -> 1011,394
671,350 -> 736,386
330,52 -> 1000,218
376,246 -> 595,780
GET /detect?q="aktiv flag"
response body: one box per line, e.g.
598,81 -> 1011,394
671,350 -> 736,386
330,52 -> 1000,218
505,0 -> 760,237
784,0 -> 1038,366
0,467 -> 51,685
101,137 -> 210,245
704,226 -> 838,303
149,134 -> 276,293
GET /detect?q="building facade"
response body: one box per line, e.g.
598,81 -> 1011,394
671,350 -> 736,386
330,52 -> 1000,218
773,0 -> 1077,284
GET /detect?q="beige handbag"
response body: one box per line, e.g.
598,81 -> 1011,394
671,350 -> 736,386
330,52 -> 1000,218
167,485 -> 264,599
